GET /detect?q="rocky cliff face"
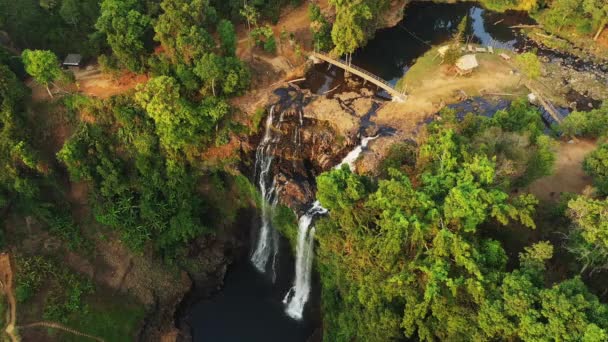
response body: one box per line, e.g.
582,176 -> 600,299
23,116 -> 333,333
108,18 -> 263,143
258,81 -> 385,213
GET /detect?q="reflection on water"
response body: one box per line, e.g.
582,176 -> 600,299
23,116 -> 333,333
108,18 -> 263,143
352,2 -> 531,84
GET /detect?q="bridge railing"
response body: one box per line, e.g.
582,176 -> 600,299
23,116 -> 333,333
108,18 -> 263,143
311,52 -> 406,97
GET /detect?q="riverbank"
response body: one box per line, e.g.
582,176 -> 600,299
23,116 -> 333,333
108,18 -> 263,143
177,1 -> 608,341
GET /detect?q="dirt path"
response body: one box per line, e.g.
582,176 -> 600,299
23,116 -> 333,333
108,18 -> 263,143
28,67 -> 148,102
0,253 -> 106,342
18,322 -> 105,342
526,139 -> 597,202
0,253 -> 18,342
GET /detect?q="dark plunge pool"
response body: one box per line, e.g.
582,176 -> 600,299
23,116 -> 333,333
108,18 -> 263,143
182,3 -> 543,342
186,260 -> 317,342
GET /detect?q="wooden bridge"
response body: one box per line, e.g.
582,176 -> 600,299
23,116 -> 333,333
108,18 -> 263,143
310,52 -> 407,102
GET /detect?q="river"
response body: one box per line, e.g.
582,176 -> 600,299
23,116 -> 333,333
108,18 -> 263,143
181,2 -> 600,341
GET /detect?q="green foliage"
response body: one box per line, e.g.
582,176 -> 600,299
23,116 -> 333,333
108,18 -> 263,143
21,49 -> 63,89
251,25 -> 277,54
559,102 -> 608,138
218,19 -> 237,56
239,4 -> 260,31
134,76 -> 228,151
0,0 -> 102,56
313,104 -> 604,341
57,95 -> 216,257
15,255 -> 93,323
467,99 -> 554,187
15,256 -> 52,303
378,141 -> 417,178
478,0 -> 540,12
308,4 -> 333,52
60,293 -> 146,342
540,0 -> 607,36
442,45 -> 461,66
96,0 -> 152,72
492,98 -> 544,137
316,117 -> 543,340
212,0 -> 300,24
250,107 -> 267,134
583,144 -> 608,196
515,52 -> 541,80
154,0 -> 216,65
479,242 -> 608,341
272,205 -> 298,249
329,0 -> 391,55
566,196 -> 608,274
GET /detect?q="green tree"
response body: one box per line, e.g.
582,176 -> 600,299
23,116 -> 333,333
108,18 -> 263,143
309,3 -> 333,52
194,53 -> 223,96
515,52 -> 542,81
59,0 -> 81,27
96,0 -> 151,72
154,0 -> 216,65
239,4 -> 259,34
566,196 -> 608,273
315,118 -> 540,341
21,49 -> 63,97
480,242 -> 608,341
218,19 -> 237,56
330,1 -> 372,61
583,143 -> 608,195
559,102 -> 608,138
135,76 -> 228,151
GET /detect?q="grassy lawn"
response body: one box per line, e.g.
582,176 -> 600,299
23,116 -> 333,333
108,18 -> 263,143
396,47 -> 442,92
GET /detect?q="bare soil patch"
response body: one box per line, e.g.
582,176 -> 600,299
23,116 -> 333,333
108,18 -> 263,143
526,139 -> 597,202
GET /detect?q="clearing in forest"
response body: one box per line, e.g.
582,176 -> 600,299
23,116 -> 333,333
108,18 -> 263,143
527,139 -> 597,202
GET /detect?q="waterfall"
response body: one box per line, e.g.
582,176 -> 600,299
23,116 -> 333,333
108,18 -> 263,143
283,202 -> 327,320
337,135 -> 379,171
251,106 -> 280,278
283,135 -> 376,320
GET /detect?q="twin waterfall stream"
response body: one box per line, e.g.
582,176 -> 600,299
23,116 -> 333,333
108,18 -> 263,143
250,102 -> 375,320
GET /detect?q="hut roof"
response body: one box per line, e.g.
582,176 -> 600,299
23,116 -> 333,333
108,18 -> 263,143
63,54 -> 82,66
456,54 -> 478,71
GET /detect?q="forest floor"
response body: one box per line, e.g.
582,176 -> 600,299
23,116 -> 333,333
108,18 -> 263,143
526,139 -> 597,202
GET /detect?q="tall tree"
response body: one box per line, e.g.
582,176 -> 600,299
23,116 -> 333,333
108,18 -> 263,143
583,143 -> 608,195
154,0 -> 217,64
134,76 -> 229,151
567,196 -> 608,274
194,53 -> 223,96
21,49 -> 63,97
217,19 -> 237,56
96,0 -> 151,72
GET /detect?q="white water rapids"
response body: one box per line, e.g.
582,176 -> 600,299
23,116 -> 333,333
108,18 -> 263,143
250,100 -> 378,320
251,106 -> 281,279
282,135 -> 378,320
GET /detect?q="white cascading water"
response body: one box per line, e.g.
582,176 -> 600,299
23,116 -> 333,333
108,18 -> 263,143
337,135 -> 379,171
283,134 -> 377,320
251,106 -> 281,278
283,202 -> 327,319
